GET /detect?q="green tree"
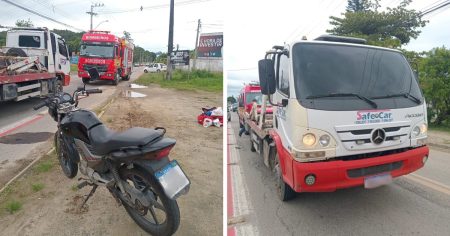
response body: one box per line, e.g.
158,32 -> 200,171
123,31 -> 132,40
346,0 -> 378,12
419,47 -> 450,125
328,0 -> 427,48
227,96 -> 237,104
156,53 -> 167,63
15,18 -> 34,27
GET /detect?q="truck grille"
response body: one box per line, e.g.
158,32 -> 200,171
334,122 -> 411,151
82,64 -> 108,72
347,161 -> 403,178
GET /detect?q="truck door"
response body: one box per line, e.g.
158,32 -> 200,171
123,47 -> 128,74
56,36 -> 70,75
273,53 -> 292,150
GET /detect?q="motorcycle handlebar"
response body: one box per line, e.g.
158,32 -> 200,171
33,101 -> 47,110
85,89 -> 103,94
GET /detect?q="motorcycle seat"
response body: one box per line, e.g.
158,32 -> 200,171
88,125 -> 164,155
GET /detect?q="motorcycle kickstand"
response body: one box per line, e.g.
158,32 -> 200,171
79,185 -> 98,210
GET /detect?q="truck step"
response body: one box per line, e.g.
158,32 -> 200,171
16,90 -> 40,101
17,83 -> 40,92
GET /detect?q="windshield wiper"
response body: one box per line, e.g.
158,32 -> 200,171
371,93 -> 421,104
306,93 -> 378,108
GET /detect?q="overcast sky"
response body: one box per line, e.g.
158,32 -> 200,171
225,0 -> 450,97
0,0 -> 223,52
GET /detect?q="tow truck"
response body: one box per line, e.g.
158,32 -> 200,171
0,27 -> 70,102
246,35 -> 429,201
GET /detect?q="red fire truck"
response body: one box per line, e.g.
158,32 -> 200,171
78,30 -> 134,85
237,83 -> 273,134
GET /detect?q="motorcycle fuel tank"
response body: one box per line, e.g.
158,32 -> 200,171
60,109 -> 102,144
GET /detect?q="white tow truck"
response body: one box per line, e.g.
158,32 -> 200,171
0,27 -> 71,102
247,35 -> 429,201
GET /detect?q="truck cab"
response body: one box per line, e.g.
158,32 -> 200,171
237,83 -> 273,130
5,28 -> 70,81
256,35 -> 429,200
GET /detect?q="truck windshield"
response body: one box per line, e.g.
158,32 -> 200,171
246,92 -> 262,104
292,43 -> 423,111
80,43 -> 114,58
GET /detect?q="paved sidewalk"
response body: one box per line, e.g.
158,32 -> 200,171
428,130 -> 450,150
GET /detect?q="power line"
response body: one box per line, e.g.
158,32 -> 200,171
227,68 -> 257,72
97,0 -> 211,15
420,0 -> 450,16
1,0 -> 84,31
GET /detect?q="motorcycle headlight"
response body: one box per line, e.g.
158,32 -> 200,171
302,133 -> 316,147
319,135 -> 330,147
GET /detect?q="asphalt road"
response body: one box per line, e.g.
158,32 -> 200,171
228,112 -> 450,236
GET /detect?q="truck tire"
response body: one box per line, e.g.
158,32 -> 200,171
244,123 -> 250,135
267,142 -> 276,171
274,153 -> 296,201
112,72 -> 120,86
55,79 -> 63,93
157,69 -> 161,73
82,78 -> 90,84
249,129 -> 256,152
6,47 -> 27,57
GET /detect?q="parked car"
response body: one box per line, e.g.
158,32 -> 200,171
232,103 -> 238,112
144,63 -> 167,73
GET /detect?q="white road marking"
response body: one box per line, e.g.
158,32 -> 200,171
404,173 -> 450,196
229,126 -> 259,236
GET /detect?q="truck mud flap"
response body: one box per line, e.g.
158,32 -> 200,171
1,84 -> 17,101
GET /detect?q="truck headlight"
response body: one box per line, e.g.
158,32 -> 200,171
319,135 -> 330,147
420,123 -> 427,134
412,126 -> 420,136
302,133 -> 316,147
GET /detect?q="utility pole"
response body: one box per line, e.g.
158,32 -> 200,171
193,19 -> 201,70
166,0 -> 174,80
86,3 -> 104,30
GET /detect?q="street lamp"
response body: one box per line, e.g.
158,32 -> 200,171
94,20 -> 108,29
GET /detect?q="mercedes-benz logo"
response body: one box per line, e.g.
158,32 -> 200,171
371,128 -> 386,144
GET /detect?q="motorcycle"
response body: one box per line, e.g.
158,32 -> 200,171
33,69 -> 190,236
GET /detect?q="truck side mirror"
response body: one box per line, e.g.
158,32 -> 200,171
258,59 -> 276,95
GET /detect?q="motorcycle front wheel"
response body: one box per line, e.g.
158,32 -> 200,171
119,167 -> 180,236
54,132 -> 78,178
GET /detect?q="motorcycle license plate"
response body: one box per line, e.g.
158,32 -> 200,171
364,173 -> 392,189
154,160 -> 190,199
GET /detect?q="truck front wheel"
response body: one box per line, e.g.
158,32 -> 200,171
249,129 -> 256,152
112,73 -> 120,86
54,79 -> 63,93
274,153 -> 296,201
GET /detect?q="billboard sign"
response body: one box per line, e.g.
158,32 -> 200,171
171,50 -> 190,65
197,32 -> 223,58
70,55 -> 79,64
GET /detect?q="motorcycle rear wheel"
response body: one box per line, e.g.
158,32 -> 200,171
119,167 -> 180,236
